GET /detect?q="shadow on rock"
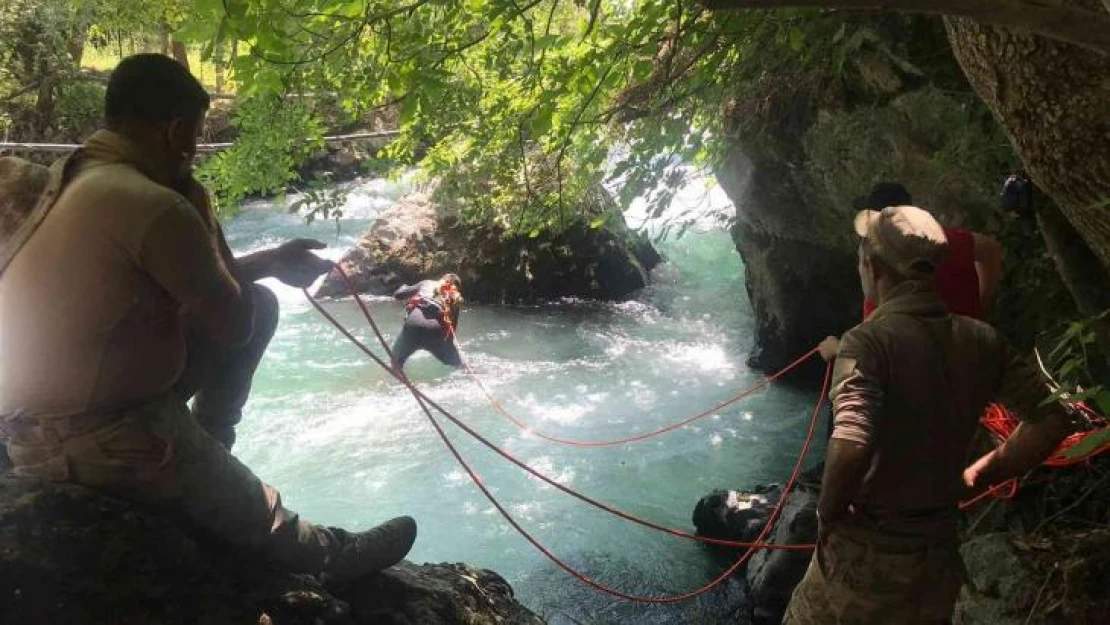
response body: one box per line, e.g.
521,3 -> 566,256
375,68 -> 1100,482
0,474 -> 544,625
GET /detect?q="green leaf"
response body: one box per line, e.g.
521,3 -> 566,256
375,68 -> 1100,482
789,27 -> 805,53
400,94 -> 420,123
1062,427 -> 1110,460
1096,390 -> 1110,416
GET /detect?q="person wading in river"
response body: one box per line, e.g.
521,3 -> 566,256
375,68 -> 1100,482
0,53 -> 416,582
784,205 -> 1073,624
390,273 -> 465,372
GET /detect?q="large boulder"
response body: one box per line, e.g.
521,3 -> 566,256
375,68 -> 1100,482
713,16 -> 1018,375
695,476 -> 1110,625
314,183 -> 661,303
692,469 -> 820,625
956,530 -> 1110,625
0,474 -> 544,625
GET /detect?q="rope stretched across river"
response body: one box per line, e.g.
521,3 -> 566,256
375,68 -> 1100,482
303,278 -> 822,552
462,347 -> 819,448
306,263 -> 1109,601
304,264 -> 830,603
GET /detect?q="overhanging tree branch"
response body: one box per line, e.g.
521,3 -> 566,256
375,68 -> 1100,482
700,0 -> 1110,55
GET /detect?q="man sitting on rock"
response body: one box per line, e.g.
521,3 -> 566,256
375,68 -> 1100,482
784,205 -> 1072,624
0,53 -> 416,583
390,273 -> 465,372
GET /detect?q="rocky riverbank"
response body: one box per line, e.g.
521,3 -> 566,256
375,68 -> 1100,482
0,470 -> 545,625
692,462 -> 1110,625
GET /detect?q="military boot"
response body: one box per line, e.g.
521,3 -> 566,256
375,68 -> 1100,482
322,515 -> 417,583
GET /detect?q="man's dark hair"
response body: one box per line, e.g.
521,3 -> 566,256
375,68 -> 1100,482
852,182 -> 913,211
105,54 -> 210,127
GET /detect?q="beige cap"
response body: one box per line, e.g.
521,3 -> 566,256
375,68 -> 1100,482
0,156 -> 50,229
854,205 -> 948,279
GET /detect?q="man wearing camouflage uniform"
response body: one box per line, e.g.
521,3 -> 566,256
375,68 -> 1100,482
785,206 -> 1073,624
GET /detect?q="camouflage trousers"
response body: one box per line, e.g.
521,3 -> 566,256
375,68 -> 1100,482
783,523 -> 966,625
4,392 -> 339,574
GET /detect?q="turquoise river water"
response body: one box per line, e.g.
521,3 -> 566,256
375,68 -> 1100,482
222,176 -> 826,624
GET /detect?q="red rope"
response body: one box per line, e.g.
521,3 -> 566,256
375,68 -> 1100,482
461,347 -> 819,447
306,266 -> 832,602
981,403 -> 1110,467
303,286 -> 820,552
958,478 -> 1019,509
957,403 -> 1110,508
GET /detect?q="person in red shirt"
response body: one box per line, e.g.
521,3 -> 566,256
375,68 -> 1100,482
817,182 -> 1004,437
819,182 -> 1004,363
855,182 -> 1002,321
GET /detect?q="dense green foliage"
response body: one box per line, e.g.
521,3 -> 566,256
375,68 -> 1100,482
172,1 -> 913,225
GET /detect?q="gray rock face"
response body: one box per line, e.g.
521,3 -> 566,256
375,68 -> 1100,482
955,530 -> 1110,625
715,144 -> 861,376
744,484 -> 818,625
692,471 -> 820,625
0,474 -> 544,625
710,19 -> 1014,376
314,184 -> 661,304
955,533 -> 1038,625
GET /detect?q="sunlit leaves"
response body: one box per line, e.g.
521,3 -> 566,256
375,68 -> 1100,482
166,1 -> 872,236
196,94 -> 325,212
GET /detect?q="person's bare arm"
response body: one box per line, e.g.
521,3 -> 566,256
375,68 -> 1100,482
819,438 -> 871,524
818,330 -> 883,522
963,415 -> 1072,490
237,238 -> 332,287
973,233 -> 1004,315
963,337 -> 1073,490
177,177 -> 329,287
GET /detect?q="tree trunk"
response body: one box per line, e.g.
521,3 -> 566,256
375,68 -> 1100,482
943,0 -> 1110,357
171,40 -> 190,71
214,41 -> 226,93
33,76 -> 55,135
943,4 -> 1110,274
1035,197 -> 1110,369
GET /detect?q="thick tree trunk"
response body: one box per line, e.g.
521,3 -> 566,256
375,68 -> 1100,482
943,0 -> 1110,358
943,4 -> 1110,274
1036,198 -> 1110,369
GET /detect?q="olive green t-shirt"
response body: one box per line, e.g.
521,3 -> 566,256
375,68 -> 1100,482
0,130 -> 235,418
830,280 -> 1056,536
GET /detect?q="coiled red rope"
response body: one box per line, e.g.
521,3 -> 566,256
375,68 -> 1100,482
980,402 -> 1110,467
957,402 -> 1110,508
304,265 -> 831,603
